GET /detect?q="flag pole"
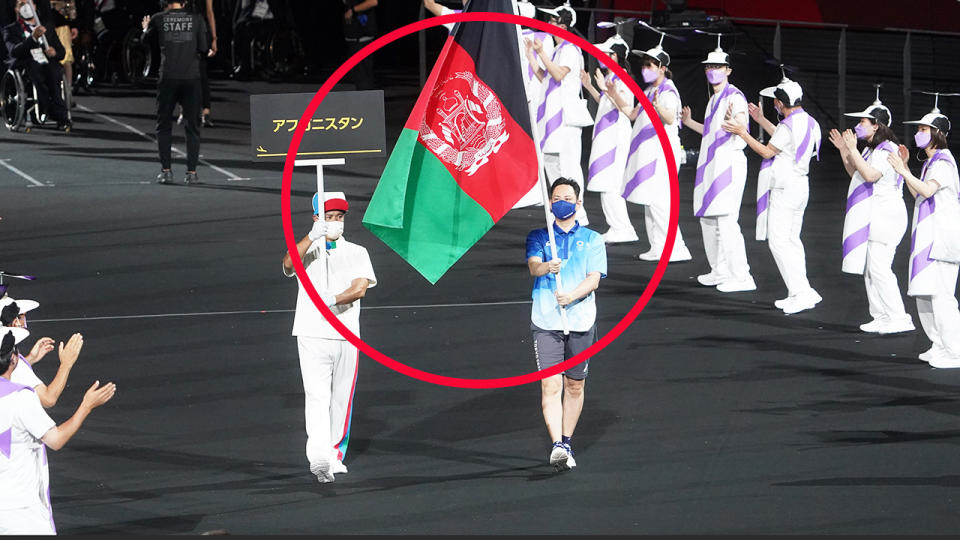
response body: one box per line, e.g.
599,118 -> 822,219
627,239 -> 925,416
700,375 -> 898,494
515,9 -> 570,335
295,158 -> 345,291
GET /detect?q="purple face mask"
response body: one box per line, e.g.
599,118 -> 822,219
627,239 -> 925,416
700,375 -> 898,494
854,123 -> 870,140
914,130 -> 931,149
641,67 -> 658,84
705,69 -> 726,85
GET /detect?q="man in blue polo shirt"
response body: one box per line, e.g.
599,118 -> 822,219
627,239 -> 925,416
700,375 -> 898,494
526,177 -> 607,472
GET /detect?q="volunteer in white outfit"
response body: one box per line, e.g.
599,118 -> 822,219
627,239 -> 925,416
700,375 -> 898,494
0,327 -> 116,536
827,96 -> 914,333
514,0 -> 553,208
526,2 -> 590,225
681,44 -> 754,291
282,192 -> 377,483
579,35 -> 638,243
723,78 -> 822,313
608,41 -> 693,261
887,109 -> 960,368
1,295 -> 87,408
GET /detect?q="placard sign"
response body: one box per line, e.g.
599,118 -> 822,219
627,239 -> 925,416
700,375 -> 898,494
250,90 -> 385,161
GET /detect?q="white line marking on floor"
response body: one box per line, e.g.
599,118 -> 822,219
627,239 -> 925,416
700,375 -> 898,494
76,104 -> 242,180
29,301 -> 533,323
0,159 -> 47,187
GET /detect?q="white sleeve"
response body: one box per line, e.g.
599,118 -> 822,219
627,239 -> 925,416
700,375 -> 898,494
615,79 -> 633,106
10,359 -> 42,390
558,45 -> 582,78
355,247 -> 377,289
15,392 -> 56,441
928,161 -> 960,197
768,123 -> 791,152
869,148 -> 895,176
729,93 -> 748,119
658,91 -> 679,117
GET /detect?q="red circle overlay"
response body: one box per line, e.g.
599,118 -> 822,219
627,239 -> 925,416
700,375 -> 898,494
281,11 -> 679,389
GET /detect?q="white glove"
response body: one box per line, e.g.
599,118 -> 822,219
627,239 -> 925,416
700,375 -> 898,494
308,220 -> 326,242
319,290 -> 337,307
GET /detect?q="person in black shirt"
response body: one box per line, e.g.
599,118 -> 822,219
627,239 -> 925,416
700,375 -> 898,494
343,0 -> 376,90
142,0 -> 209,185
3,0 -> 71,130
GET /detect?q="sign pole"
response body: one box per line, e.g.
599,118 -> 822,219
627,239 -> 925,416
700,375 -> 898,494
294,158 -> 346,294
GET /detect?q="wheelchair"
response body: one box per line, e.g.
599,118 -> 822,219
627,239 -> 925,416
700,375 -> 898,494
0,67 -> 72,132
232,20 -> 304,80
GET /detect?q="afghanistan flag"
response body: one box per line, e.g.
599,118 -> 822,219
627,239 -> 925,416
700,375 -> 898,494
362,0 -> 539,284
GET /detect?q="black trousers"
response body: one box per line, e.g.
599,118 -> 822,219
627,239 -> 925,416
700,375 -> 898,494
156,78 -> 201,171
345,39 -> 375,90
23,61 -> 68,123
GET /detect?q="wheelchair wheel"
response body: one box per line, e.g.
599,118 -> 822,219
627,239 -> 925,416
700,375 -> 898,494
0,69 -> 27,131
28,77 -> 47,126
121,27 -> 152,86
72,44 -> 96,91
266,29 -> 304,79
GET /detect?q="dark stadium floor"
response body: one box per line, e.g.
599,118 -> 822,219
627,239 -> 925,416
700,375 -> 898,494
3,74 -> 960,535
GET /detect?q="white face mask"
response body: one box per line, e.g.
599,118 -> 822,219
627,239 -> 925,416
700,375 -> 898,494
325,220 -> 344,241
19,3 -> 35,19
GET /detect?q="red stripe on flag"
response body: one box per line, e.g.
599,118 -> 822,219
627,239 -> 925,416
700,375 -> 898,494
414,40 -> 538,222
404,35 -> 455,131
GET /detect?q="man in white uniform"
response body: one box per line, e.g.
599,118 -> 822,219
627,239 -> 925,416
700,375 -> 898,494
526,3 -> 589,224
723,79 -> 823,314
282,192 -> 376,483
0,327 -> 116,535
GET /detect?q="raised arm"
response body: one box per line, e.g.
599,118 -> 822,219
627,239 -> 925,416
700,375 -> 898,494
888,147 -> 939,200
841,129 -> 882,182
827,128 -> 856,177
35,334 -> 83,408
681,106 -> 703,135
41,380 -> 116,451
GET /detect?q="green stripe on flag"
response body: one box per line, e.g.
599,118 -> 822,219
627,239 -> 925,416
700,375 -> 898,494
363,129 -> 494,284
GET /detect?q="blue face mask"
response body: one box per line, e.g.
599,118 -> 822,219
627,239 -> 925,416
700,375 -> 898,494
551,199 -> 577,220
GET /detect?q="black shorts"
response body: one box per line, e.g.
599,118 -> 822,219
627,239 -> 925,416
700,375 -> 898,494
532,324 -> 595,380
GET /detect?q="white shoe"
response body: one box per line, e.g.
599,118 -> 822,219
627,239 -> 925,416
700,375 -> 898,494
603,230 -> 639,244
781,289 -> 822,315
310,460 -> 335,483
668,244 -> 693,262
332,460 -> 348,475
638,249 -> 659,261
697,272 -> 728,286
919,345 -> 946,363
930,354 -> 960,369
716,276 -> 757,293
877,318 -> 916,335
774,296 -> 791,309
550,443 -> 574,472
859,318 -> 887,333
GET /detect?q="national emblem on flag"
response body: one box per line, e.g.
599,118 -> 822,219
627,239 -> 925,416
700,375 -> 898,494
363,0 -> 539,284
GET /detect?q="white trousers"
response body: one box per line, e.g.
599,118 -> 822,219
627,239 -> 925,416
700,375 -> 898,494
0,503 -> 55,535
864,240 -> 910,322
599,192 -> 635,236
544,134 -> 588,225
767,183 -> 812,297
644,201 -> 691,256
297,336 -> 359,466
915,262 -> 960,357
700,213 -> 750,281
